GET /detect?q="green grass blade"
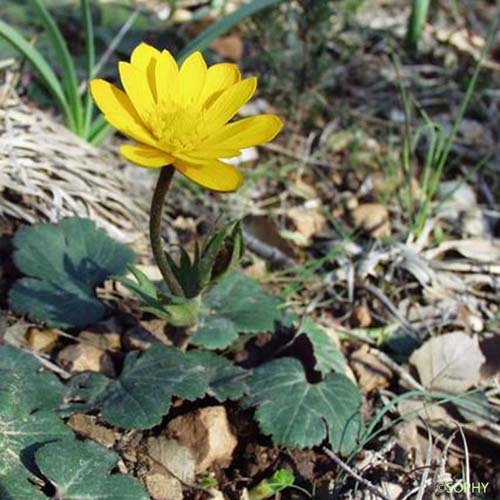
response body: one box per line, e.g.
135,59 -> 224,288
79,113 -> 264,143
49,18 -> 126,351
405,0 -> 430,51
177,0 -> 285,62
88,115 -> 113,146
29,0 -> 83,134
0,18 -> 74,130
81,0 -> 95,138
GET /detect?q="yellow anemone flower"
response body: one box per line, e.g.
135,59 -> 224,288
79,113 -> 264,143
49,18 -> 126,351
90,43 -> 283,192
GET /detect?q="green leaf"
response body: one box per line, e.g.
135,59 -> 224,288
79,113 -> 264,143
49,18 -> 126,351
249,469 -> 295,500
9,217 -> 135,328
244,358 -> 362,454
191,272 -> 282,349
35,439 -> 149,500
178,0 -> 285,62
298,318 -> 346,376
0,17 -> 72,128
0,346 -> 72,499
67,344 -> 248,429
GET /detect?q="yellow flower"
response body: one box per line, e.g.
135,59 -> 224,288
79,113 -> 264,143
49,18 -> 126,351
90,43 -> 283,192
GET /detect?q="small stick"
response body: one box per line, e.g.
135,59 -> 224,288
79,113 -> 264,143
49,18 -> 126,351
321,447 -> 390,500
370,348 -> 425,392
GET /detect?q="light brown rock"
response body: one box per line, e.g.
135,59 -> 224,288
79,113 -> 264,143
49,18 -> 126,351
167,406 -> 237,473
57,343 -> 115,376
352,203 -> 391,239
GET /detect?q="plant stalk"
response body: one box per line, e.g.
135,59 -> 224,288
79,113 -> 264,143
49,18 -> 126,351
150,167 -> 184,296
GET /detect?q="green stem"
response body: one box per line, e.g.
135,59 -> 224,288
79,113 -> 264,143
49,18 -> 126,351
150,167 -> 184,296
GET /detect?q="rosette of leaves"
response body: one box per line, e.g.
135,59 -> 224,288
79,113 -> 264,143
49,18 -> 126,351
9,217 -> 135,328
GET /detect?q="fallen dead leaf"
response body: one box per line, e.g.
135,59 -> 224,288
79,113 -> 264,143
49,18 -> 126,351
287,205 -> 326,245
167,406 -> 237,473
352,203 -> 391,239
56,343 -> 115,377
26,327 -> 59,352
67,413 -> 116,448
350,345 -> 392,392
147,436 -> 196,485
409,332 -> 485,393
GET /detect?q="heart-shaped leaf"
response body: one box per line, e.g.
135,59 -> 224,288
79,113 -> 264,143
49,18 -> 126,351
298,318 -> 346,376
0,347 -> 72,499
9,217 -> 135,328
191,272 -> 282,349
243,358 -> 362,454
35,439 -> 149,500
64,344 -> 248,429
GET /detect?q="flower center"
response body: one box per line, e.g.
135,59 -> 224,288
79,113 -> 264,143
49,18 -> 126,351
148,104 -> 206,154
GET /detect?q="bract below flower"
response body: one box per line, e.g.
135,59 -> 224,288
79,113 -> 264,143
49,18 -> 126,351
90,43 -> 283,192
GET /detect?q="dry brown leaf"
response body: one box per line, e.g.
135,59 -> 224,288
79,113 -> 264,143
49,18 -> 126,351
350,345 -> 392,392
409,332 -> 485,393
147,437 -> 196,484
26,327 -> 59,352
167,406 -> 237,473
67,413 -> 116,448
352,203 -> 391,239
287,205 -> 326,245
56,343 -> 115,377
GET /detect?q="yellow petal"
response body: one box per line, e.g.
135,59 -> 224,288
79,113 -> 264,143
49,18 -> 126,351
130,42 -> 161,101
120,144 -> 174,168
155,49 -> 179,105
119,61 -> 156,123
201,114 -> 283,155
178,51 -> 207,106
89,79 -> 157,146
203,77 -> 257,131
199,63 -> 241,107
173,158 -> 243,192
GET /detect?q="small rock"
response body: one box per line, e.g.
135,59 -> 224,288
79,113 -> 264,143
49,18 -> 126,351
350,345 -> 392,392
352,304 -> 372,328
67,414 -> 116,447
167,406 -> 237,473
26,327 -> 59,352
352,203 -> 391,239
57,343 -> 115,376
144,472 -> 183,500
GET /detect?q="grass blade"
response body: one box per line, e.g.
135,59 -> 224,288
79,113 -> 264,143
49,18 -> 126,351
0,18 -> 74,129
81,0 -> 95,138
29,0 -> 83,134
405,0 -> 431,51
178,0 -> 285,62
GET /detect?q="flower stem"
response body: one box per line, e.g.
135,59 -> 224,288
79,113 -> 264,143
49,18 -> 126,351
149,167 -> 184,296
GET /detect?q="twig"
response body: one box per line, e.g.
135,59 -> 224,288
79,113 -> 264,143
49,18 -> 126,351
321,447 -> 390,500
364,284 -> 418,335
21,347 -> 72,379
370,348 -> 425,391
